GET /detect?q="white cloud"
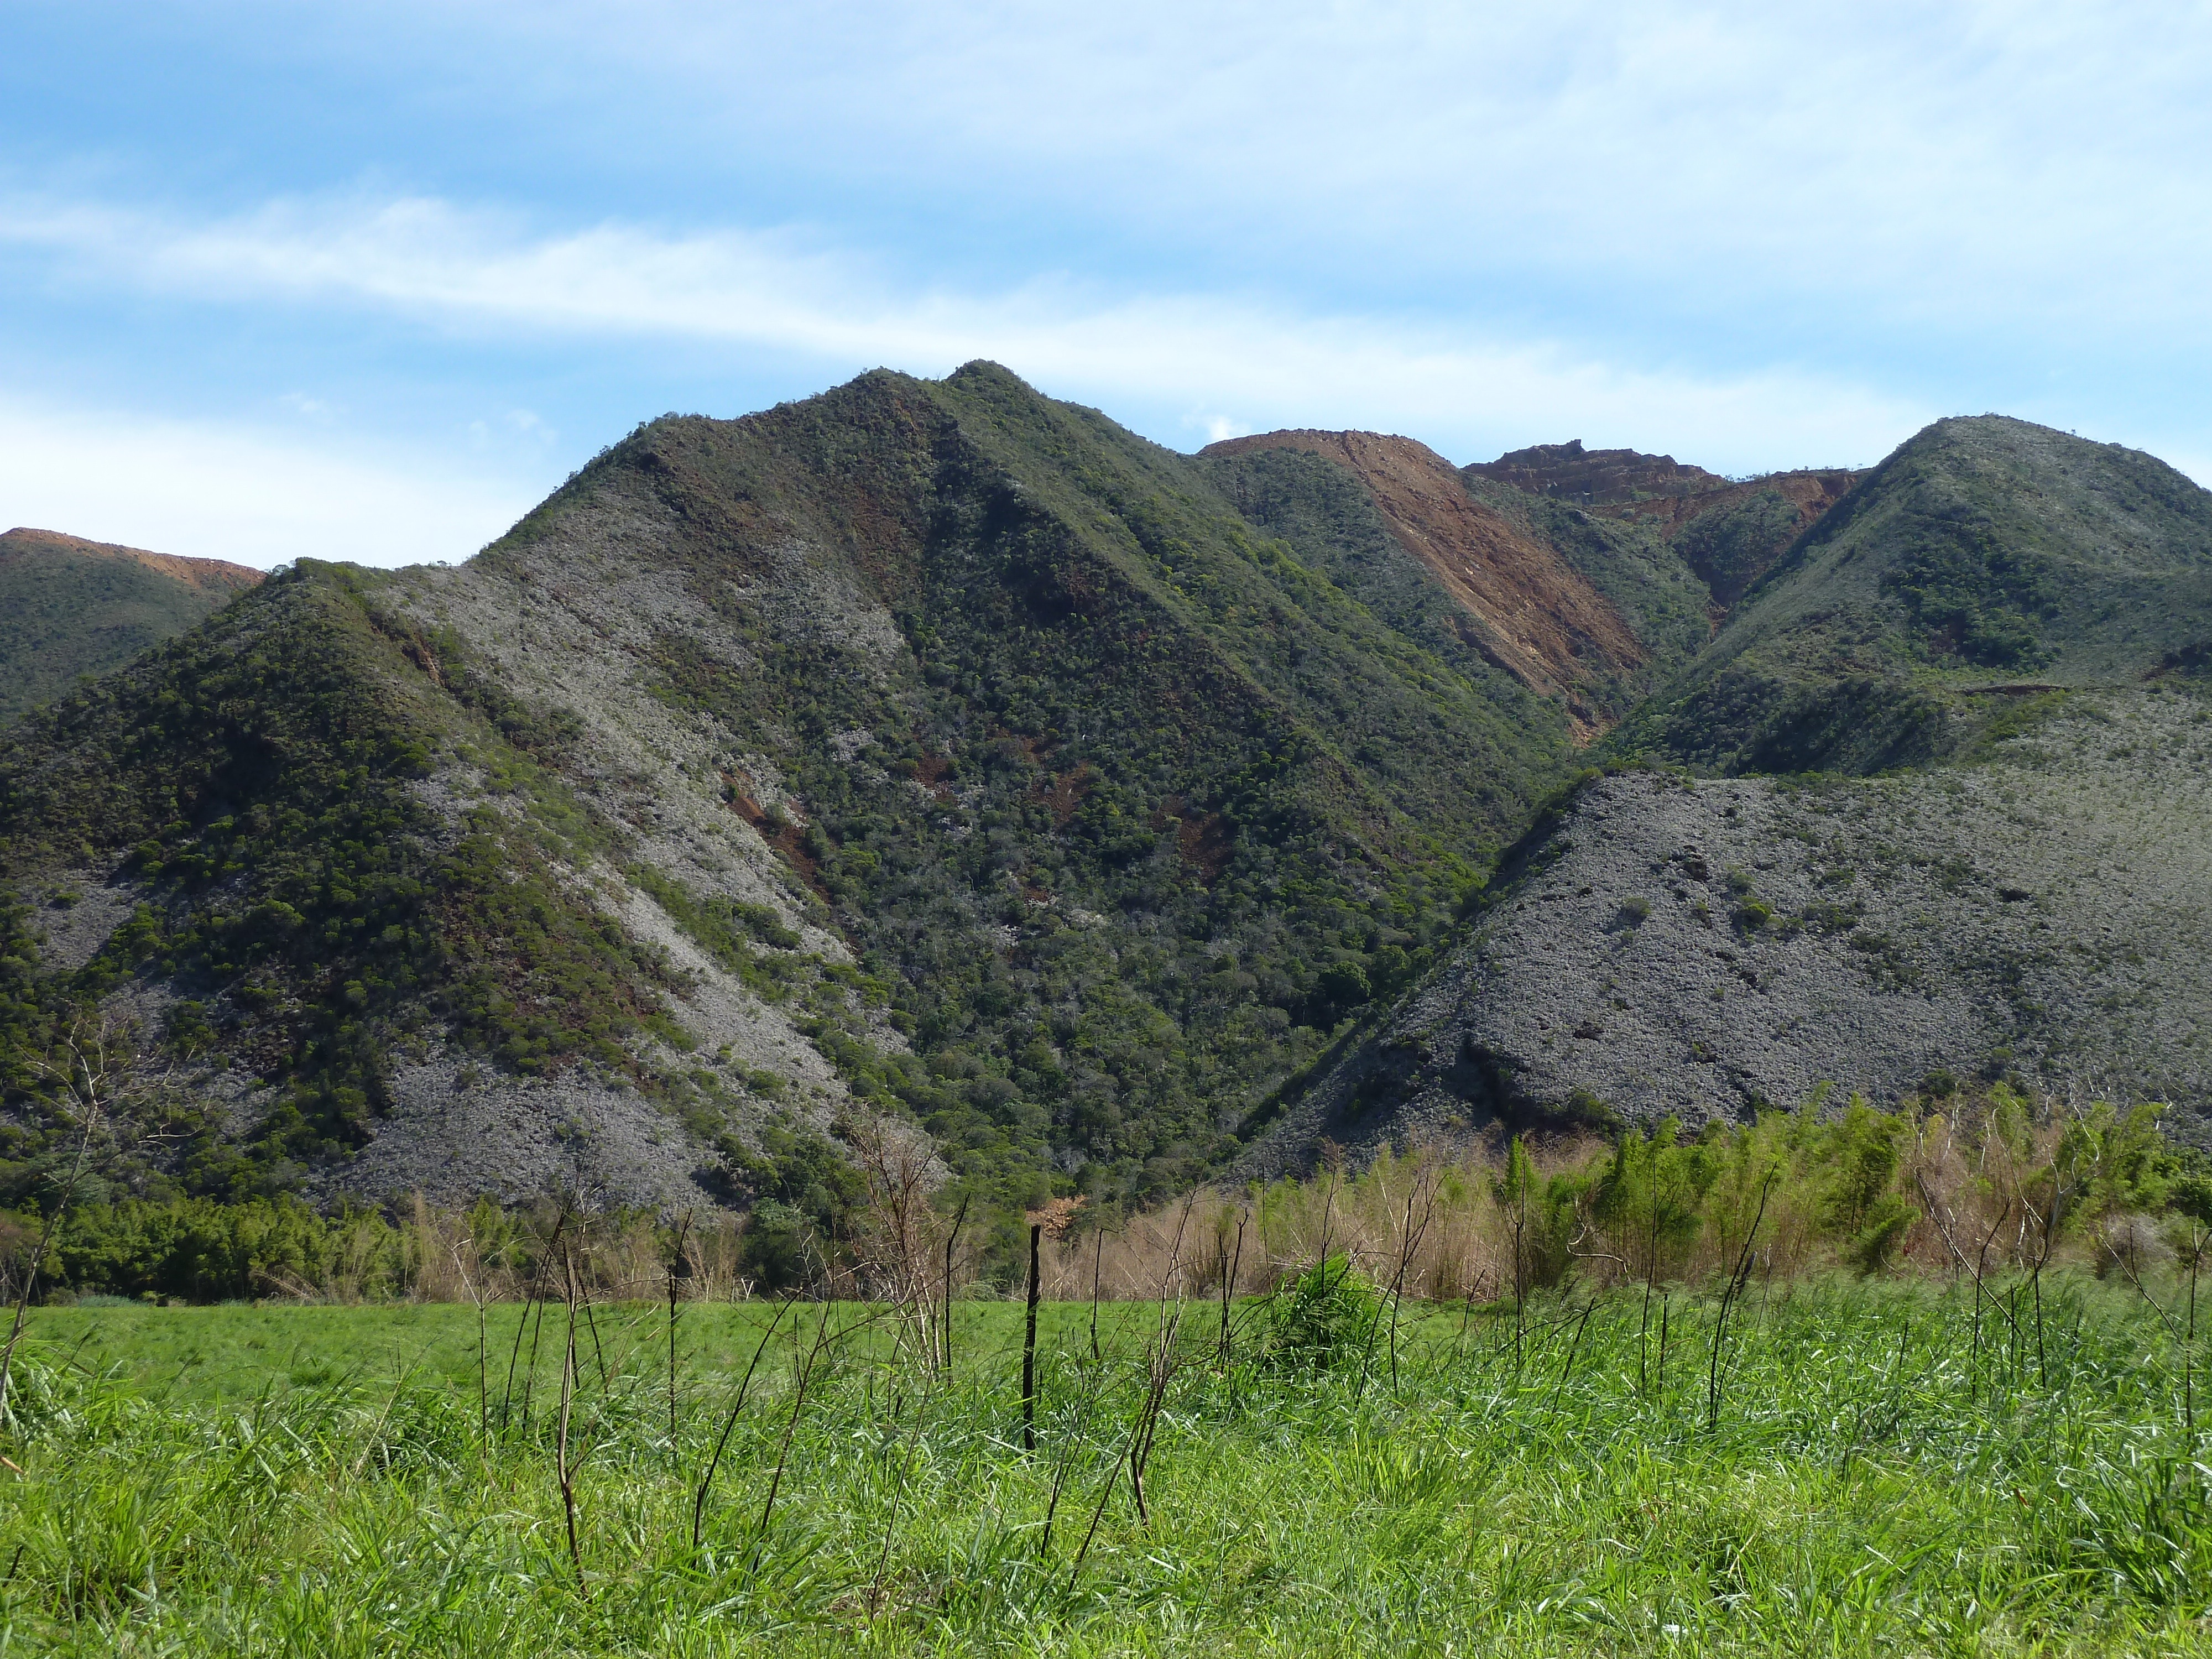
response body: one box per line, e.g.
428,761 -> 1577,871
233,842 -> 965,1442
0,393 -> 535,568
450,0 -> 2212,341
0,193 -> 1932,472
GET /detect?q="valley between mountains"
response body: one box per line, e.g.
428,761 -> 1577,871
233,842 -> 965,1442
3,364 -> 2208,1234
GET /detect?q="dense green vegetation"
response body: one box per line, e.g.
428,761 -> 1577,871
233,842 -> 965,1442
4,977 -> 2208,1653
4,380 -> 2211,1283
0,531 -> 259,728
508,366 -> 1587,1204
0,365 -> 1625,1225
4,1271 -> 2209,1653
1670,487 -> 1804,608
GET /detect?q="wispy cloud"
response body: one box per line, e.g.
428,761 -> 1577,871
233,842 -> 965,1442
5,2 -> 2205,569
0,193 -> 1929,472
464,0 -> 2212,342
0,392 -> 533,568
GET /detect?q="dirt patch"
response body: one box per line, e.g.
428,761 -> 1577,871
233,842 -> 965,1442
914,749 -> 956,799
1039,765 -> 1095,827
1150,795 -> 1234,883
1203,431 -> 1645,726
1618,470 -> 1860,538
989,727 -> 1055,770
725,781 -> 829,899
1177,811 -> 1233,882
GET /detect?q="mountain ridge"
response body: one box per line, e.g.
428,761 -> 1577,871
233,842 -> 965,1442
1240,411 -> 2212,1172
3,382 -> 2207,1228
1,364 -> 1590,1217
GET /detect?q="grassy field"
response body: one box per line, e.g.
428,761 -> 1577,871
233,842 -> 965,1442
2,1275 -> 2209,1656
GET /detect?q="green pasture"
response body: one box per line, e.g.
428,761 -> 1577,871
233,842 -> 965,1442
1,1276 -> 2209,1655
21,1296 -> 1166,1404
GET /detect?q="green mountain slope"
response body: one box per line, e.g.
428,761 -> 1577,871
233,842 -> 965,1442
1620,416 -> 2212,774
0,529 -> 261,726
1462,441 -> 1863,615
12,389 -> 2209,1209
1,364 -> 1587,1216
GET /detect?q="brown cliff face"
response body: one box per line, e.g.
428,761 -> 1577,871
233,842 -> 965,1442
1465,439 -> 1726,504
1202,430 -> 1645,737
0,527 -> 264,593
1605,470 -> 1858,530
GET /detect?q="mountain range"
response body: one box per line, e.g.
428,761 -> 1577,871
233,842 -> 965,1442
2,366 -> 2206,1227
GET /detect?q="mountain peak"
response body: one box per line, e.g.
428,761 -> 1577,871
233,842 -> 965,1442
1467,441 -> 1728,505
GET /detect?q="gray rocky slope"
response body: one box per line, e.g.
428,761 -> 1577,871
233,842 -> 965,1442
1241,687 -> 2212,1175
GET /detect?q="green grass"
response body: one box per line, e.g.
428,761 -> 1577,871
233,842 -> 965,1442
4,1276 -> 2210,1654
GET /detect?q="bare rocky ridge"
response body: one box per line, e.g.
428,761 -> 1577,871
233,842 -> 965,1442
1241,688 -> 2212,1176
325,466 -> 906,1203
378,491 -> 847,962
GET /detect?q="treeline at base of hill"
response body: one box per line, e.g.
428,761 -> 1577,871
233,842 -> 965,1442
6,1080 -> 2208,1308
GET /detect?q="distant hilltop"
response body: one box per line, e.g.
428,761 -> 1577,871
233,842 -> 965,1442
0,526 -> 262,726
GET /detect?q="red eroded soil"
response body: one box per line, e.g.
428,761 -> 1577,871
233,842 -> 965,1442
1464,439 -> 1726,504
1206,430 -> 1645,733
1606,471 -> 1863,609
0,526 -> 264,592
1613,471 -> 1860,537
1039,765 -> 1094,827
723,782 -> 830,899
1149,794 -> 1235,883
1458,449 -> 1863,614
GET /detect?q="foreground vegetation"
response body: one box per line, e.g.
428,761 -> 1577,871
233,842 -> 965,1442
4,1081 -> 2209,1650
4,1271 -> 2210,1655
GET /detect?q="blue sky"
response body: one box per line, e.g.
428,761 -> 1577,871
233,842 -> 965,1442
4,1 -> 2209,567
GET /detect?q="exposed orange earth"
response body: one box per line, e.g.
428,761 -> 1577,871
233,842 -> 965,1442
1203,430 -> 1645,738
0,526 -> 263,593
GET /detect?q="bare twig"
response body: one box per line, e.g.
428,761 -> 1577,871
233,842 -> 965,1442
557,1250 -> 587,1597
1022,1222 -> 1042,1454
